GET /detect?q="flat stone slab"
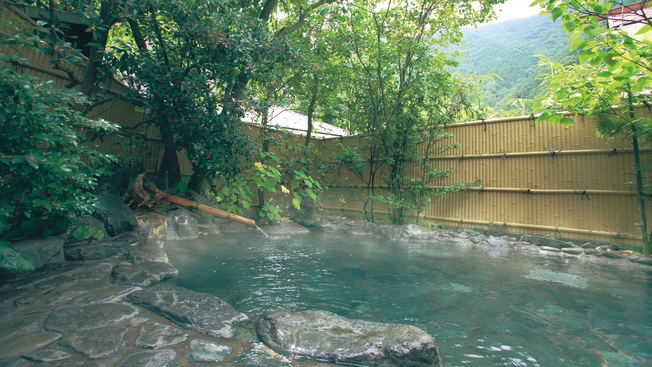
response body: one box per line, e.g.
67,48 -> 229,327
111,262 -> 178,287
21,349 -> 72,363
61,325 -> 128,359
186,339 -> 233,363
0,332 -> 61,358
227,346 -> 292,367
115,349 -> 177,367
67,284 -> 135,305
561,247 -> 585,255
0,314 -> 40,342
256,310 -> 442,367
44,303 -> 138,332
136,322 -> 188,349
127,284 -> 248,338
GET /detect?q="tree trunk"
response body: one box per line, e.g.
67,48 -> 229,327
305,83 -> 318,146
158,116 -> 181,187
81,0 -> 115,98
627,86 -> 651,256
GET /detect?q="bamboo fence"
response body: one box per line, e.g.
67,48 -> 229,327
3,3 -> 651,246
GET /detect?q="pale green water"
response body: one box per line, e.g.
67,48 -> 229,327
167,233 -> 652,366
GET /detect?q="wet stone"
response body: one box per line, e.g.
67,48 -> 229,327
67,284 -> 135,305
0,314 -> 40,342
44,303 -> 138,332
14,287 -> 55,307
127,284 -> 247,338
539,246 -> 562,252
18,281 -> 112,306
256,310 -> 442,367
186,339 -> 233,363
136,322 -> 188,349
561,247 -> 584,255
166,210 -> 200,240
261,221 -> 310,236
0,237 -> 64,279
0,332 -> 61,358
62,325 -> 128,359
22,349 -> 72,363
111,262 -> 178,287
65,234 -> 139,262
115,349 -> 177,367
0,357 -> 33,367
227,346 -> 291,367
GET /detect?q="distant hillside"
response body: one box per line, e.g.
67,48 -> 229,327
454,15 -> 576,113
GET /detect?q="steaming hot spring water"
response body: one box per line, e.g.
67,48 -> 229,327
166,232 -> 652,366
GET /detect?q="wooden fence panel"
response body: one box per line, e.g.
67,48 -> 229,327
320,112 -> 652,246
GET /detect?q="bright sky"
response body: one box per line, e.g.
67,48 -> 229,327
491,0 -> 543,23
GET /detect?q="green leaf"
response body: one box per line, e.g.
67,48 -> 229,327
570,39 -> 586,52
551,7 -> 563,21
292,194 -> 302,210
635,25 -> 652,36
265,178 -> 278,192
27,158 -> 39,169
578,50 -> 595,64
560,117 -> 574,126
95,230 -> 105,241
536,111 -> 550,122
305,188 -> 317,200
0,240 -> 35,270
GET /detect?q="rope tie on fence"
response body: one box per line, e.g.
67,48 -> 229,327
501,153 -> 507,160
608,148 -> 618,157
482,119 -> 487,131
459,155 -> 465,162
479,185 -> 485,194
529,113 -> 536,127
581,190 -> 590,201
523,188 -> 534,195
550,148 -> 562,160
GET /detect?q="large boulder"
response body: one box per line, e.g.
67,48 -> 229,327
289,199 -> 321,227
0,237 -> 63,279
65,233 -> 139,261
92,169 -> 137,237
165,210 -> 199,240
256,310 -> 442,367
127,284 -> 248,338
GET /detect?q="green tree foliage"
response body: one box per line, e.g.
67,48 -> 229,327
532,0 -> 652,255
0,25 -> 117,256
320,0 -> 501,223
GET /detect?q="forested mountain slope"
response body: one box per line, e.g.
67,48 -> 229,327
454,15 -> 575,114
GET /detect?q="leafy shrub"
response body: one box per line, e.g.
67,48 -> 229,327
0,29 -> 118,248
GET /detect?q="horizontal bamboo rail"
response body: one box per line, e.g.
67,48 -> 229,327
321,206 -> 637,240
335,184 -> 645,196
431,148 -> 652,160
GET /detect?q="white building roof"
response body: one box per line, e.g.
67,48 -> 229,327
242,106 -> 352,139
